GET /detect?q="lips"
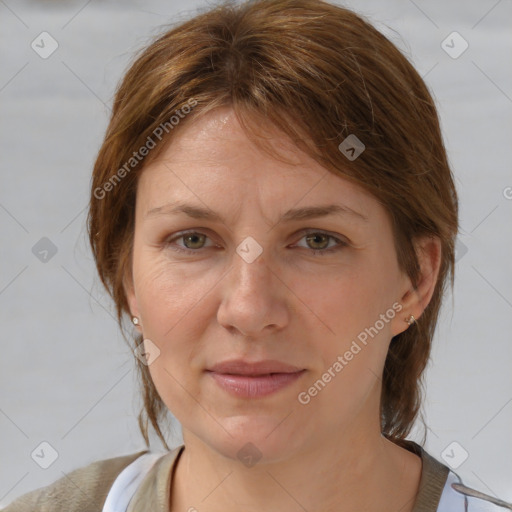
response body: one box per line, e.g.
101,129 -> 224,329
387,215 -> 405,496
207,359 -> 304,376
206,359 -> 306,398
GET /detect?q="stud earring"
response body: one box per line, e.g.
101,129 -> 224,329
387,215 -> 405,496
132,316 -> 140,326
405,315 -> 416,326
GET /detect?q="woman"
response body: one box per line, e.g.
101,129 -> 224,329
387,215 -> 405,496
3,0 -> 509,510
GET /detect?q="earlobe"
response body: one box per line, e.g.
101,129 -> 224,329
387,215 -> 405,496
123,272 -> 142,331
390,235 -> 442,336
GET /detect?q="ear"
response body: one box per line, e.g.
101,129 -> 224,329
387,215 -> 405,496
123,268 -> 143,333
391,235 -> 442,336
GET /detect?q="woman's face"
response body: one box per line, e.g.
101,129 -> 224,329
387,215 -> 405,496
126,107 -> 417,462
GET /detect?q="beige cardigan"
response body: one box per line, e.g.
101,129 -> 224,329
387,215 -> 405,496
2,440 -> 450,511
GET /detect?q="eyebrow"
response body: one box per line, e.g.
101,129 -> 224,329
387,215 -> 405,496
146,201 -> 368,223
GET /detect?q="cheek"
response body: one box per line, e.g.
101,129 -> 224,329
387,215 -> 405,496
132,253 -> 220,392
134,251 -> 220,331
135,261 -> 208,417
294,269 -> 392,428
292,255 -> 397,391
295,263 -> 385,347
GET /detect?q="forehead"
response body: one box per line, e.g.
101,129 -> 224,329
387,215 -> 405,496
136,107 -> 383,224
155,108 -> 307,169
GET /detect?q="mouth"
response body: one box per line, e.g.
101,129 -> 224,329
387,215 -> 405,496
207,359 -> 304,375
205,359 -> 306,398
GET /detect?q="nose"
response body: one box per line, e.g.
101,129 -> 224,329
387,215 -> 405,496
216,249 -> 289,338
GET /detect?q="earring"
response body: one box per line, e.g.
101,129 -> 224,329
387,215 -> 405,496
405,315 -> 416,326
132,316 -> 140,326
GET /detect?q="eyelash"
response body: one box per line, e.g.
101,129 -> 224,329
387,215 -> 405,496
164,230 -> 347,257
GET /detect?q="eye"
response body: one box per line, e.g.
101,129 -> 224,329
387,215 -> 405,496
164,229 -> 348,256
293,230 -> 348,256
165,231 -> 216,254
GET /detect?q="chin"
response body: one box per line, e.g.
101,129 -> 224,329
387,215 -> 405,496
200,414 -> 307,466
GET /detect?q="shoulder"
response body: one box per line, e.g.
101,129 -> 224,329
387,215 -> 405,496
1,450 -> 149,512
401,440 -> 511,512
438,470 -> 512,511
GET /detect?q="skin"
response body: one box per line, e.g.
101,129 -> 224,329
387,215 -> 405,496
125,107 -> 441,512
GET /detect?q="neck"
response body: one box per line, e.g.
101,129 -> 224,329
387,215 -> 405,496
170,418 -> 421,512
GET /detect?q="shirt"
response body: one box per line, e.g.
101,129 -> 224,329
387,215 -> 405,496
2,440 -> 509,511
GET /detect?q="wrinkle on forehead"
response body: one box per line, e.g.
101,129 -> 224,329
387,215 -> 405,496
136,106 -> 382,234
164,107 -> 307,168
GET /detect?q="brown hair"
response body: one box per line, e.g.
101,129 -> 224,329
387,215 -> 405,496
87,0 -> 458,451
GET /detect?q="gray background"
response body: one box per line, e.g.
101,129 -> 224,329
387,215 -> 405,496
1,0 -> 511,506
